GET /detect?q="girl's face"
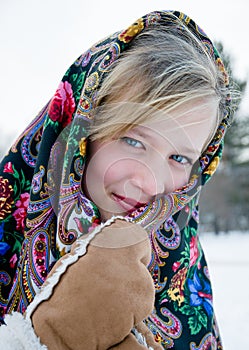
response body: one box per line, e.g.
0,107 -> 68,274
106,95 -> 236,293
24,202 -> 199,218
82,100 -> 218,221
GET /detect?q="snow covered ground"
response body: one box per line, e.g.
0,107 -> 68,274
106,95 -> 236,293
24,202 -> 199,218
200,232 -> 249,349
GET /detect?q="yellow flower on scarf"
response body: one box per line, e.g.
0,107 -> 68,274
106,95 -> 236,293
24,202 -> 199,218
203,156 -> 220,176
79,137 -> 87,157
168,267 -> 187,307
118,18 -> 144,43
0,177 -> 14,220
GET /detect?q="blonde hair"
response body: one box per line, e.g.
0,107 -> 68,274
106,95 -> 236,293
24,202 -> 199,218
90,17 -> 230,143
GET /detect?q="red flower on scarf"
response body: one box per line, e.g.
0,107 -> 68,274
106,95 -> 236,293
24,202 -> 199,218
190,235 -> 199,267
13,192 -> 30,233
3,162 -> 14,174
48,81 -> 76,127
88,218 -> 101,232
172,261 -> 181,272
9,253 -> 18,269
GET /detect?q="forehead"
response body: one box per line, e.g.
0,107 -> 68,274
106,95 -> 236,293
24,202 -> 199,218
119,97 -> 218,132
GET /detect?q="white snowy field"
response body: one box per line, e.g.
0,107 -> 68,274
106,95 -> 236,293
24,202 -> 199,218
200,232 -> 249,350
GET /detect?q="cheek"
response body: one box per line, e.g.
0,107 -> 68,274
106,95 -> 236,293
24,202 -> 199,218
85,146 -> 130,190
172,168 -> 192,190
103,159 -> 130,188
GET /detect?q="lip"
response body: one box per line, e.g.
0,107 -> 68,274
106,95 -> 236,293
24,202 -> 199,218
112,193 -> 147,212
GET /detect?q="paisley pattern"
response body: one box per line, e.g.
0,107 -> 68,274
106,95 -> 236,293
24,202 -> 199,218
0,10 -> 231,349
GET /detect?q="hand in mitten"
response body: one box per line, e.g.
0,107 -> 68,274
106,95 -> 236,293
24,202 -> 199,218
30,218 -> 161,349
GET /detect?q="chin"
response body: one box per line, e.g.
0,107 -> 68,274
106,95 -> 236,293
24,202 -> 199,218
99,209 -> 126,222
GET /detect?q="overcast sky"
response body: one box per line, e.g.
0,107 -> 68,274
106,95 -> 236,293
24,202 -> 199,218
1,0 -> 248,146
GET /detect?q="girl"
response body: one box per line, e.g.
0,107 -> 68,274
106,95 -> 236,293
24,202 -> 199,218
0,10 -> 235,349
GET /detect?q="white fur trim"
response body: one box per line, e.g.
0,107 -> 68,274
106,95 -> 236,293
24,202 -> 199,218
132,327 -> 154,350
26,215 -> 128,320
0,312 -> 47,350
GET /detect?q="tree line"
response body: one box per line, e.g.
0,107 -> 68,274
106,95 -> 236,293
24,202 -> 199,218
199,42 -> 249,234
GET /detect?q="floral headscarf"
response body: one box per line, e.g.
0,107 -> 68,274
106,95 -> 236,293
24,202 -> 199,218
0,10 -> 230,349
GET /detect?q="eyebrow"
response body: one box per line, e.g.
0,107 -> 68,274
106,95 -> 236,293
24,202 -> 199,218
130,126 -> 155,141
130,126 -> 202,156
180,145 -> 202,156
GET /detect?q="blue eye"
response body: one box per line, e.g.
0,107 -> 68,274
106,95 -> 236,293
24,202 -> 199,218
171,155 -> 192,165
121,137 -> 144,149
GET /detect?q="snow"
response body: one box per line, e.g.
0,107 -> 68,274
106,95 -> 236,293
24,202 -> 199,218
200,232 -> 249,349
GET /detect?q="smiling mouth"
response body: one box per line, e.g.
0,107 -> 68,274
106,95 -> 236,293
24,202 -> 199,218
112,193 -> 147,212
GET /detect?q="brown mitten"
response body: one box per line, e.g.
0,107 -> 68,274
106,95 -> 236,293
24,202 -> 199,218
30,218 -> 160,349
